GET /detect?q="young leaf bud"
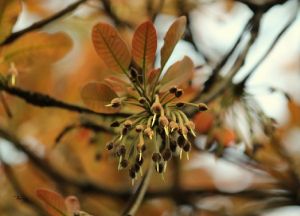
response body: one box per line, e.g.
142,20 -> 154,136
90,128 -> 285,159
144,127 -> 154,139
138,97 -> 147,104
159,116 -> 169,127
135,124 -> 144,133
169,121 -> 179,133
120,159 -> 128,168
183,143 -> 191,152
136,155 -> 144,166
177,135 -> 186,148
117,145 -> 126,157
162,149 -> 172,161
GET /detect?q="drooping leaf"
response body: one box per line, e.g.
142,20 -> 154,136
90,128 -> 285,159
0,0 -> 21,43
36,189 -> 68,216
0,32 -> 73,72
160,56 -> 193,92
81,82 -> 120,113
132,21 -> 157,72
160,16 -> 186,69
92,23 -> 131,74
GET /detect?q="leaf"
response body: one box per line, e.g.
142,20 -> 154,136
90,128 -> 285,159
92,23 -> 131,74
160,56 -> 194,92
36,189 -> 68,216
132,21 -> 157,72
0,32 -> 73,72
160,16 -> 186,69
81,82 -> 120,113
0,0 -> 21,43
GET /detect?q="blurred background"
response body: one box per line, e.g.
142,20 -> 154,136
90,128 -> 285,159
0,0 -> 299,215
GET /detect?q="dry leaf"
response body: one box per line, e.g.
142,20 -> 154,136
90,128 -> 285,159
0,0 -> 22,43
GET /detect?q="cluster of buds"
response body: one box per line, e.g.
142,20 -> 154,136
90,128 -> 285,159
105,86 -> 208,183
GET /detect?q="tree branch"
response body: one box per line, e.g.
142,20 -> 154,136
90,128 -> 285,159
0,85 -> 129,118
1,0 -> 87,46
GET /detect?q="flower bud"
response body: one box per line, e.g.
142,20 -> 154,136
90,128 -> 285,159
177,135 -> 186,147
162,149 -> 172,161
106,142 -> 114,150
152,152 -> 161,162
124,120 -> 133,128
144,127 -> 154,139
135,124 -> 144,133
111,98 -> 121,108
183,143 -> 191,152
159,116 -> 169,127
117,145 -> 126,157
176,102 -> 185,108
198,103 -> 208,111
151,103 -> 162,114
169,121 -> 179,132
169,86 -> 178,94
110,121 -> 120,127
136,155 -> 144,166
120,159 -> 128,168
175,89 -> 183,98
138,97 -> 146,104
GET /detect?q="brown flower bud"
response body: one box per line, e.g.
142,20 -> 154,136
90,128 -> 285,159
136,155 -> 144,166
138,97 -> 146,104
183,143 -> 191,152
120,159 -> 128,168
110,121 -> 120,127
169,121 -> 179,132
175,89 -> 183,98
117,145 -> 126,156
111,98 -> 121,108
169,86 -> 178,94
124,120 -> 133,128
135,124 -> 144,133
170,140 -> 177,152
198,103 -> 208,111
162,149 -> 172,161
157,163 -> 164,173
185,121 -> 195,131
159,116 -> 169,127
129,168 -> 136,178
176,102 -> 185,108
106,142 -> 114,150
177,135 -> 186,147
152,152 -> 161,162
144,127 -> 154,139
151,102 -> 163,114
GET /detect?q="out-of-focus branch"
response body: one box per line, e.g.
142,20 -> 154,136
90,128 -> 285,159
0,157 -> 46,216
0,85 -> 129,118
100,0 -> 133,28
0,0 -> 87,46
237,7 -> 298,87
177,0 -> 211,63
121,167 -> 153,216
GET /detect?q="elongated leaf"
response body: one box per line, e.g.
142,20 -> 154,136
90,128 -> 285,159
92,23 -> 131,74
132,21 -> 157,71
0,32 -> 72,72
160,56 -> 194,92
36,189 -> 67,216
160,16 -> 186,69
81,82 -> 120,113
0,0 -> 21,43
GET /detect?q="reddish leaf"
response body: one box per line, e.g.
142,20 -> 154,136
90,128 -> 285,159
132,21 -> 157,71
36,189 -> 67,216
147,68 -> 160,86
160,16 -> 186,69
81,82 -> 120,113
160,56 -> 194,92
92,23 -> 131,74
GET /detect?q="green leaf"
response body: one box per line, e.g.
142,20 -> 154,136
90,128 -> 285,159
160,16 -> 186,69
132,21 -> 157,72
81,82 -> 120,113
92,23 -> 131,74
0,0 -> 21,43
36,189 -> 68,216
160,56 -> 194,92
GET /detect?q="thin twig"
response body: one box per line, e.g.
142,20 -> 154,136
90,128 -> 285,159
1,0 -> 87,46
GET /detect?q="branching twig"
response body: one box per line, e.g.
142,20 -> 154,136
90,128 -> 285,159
0,0 -> 87,46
